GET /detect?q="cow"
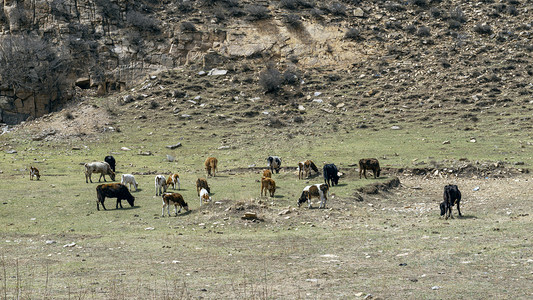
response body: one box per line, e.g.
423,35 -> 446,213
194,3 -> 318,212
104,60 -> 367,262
297,183 -> 329,209
166,173 -> 181,190
260,177 -> 276,197
104,155 -> 116,172
95,183 -> 135,211
205,157 -> 218,177
298,160 -> 319,179
441,185 -> 462,220
262,169 -> 272,178
120,174 -> 138,191
267,156 -> 282,174
323,163 -> 340,187
161,193 -> 189,217
196,178 -> 210,196
29,166 -> 40,180
85,162 -> 115,183
199,188 -> 211,206
155,175 -> 168,196
359,158 -> 381,179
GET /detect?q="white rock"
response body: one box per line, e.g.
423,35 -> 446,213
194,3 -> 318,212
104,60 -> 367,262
314,92 -> 322,97
391,125 -> 401,130
63,242 -> 76,248
431,286 -> 440,290
208,68 -> 228,76
313,99 -> 323,103
121,147 -> 131,151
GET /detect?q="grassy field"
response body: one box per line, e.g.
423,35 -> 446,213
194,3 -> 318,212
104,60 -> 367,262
1,69 -> 532,299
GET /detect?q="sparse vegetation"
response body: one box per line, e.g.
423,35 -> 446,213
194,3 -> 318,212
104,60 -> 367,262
474,23 -> 493,35
180,21 -> 197,32
126,10 -> 161,33
259,65 -> 283,93
344,27 -> 363,40
246,5 -> 271,20
283,14 -> 302,29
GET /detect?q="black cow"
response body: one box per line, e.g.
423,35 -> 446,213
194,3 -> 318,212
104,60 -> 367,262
267,156 -> 282,174
440,184 -> 462,219
323,163 -> 340,187
104,155 -> 116,172
96,183 -> 135,211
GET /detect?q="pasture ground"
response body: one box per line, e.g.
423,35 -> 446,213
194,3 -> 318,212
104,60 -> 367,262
1,69 -> 532,299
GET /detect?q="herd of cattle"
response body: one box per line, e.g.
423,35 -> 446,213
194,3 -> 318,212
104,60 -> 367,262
28,155 -> 463,219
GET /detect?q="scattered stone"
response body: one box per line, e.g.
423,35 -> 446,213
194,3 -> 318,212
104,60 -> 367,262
138,151 -> 153,156
391,125 -> 401,130
312,99 -> 323,103
469,138 -> 477,143
180,114 -> 192,119
218,146 -> 230,150
298,105 -> 305,111
278,209 -> 291,216
5,150 -> 17,154
336,103 -> 345,108
198,71 -> 207,76
314,92 -> 322,97
354,8 -> 364,17
473,186 -> 480,191
72,147 -> 81,150
122,95 -> 134,103
166,143 -> 182,149
46,240 -> 57,245
63,242 -> 76,248
208,68 -> 228,76
431,286 -> 440,290
242,212 -> 258,220
145,227 -> 155,230
354,292 -> 364,297
166,155 -> 175,162
121,147 -> 131,151
442,140 -> 450,144
363,294 -> 373,299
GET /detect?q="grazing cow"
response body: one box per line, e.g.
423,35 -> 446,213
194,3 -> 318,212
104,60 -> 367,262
262,169 -> 272,178
29,166 -> 40,180
359,158 -> 381,179
260,177 -> 276,197
120,174 -> 138,191
267,156 -> 282,174
199,188 -> 211,206
155,175 -> 168,196
298,160 -> 319,179
161,193 -> 189,216
85,162 -> 116,183
166,173 -> 181,190
205,157 -> 218,177
297,183 -> 329,209
441,184 -> 462,220
196,178 -> 210,196
104,155 -> 116,172
96,183 -> 135,211
323,163 -> 340,187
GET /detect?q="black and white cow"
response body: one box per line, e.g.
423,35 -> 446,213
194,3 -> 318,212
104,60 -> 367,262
267,156 -> 282,174
323,163 -> 340,187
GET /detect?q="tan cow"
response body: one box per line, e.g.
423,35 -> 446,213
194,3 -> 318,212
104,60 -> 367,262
260,177 -> 276,197
205,157 -> 218,177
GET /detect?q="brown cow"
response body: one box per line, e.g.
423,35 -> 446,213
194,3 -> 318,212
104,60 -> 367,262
30,166 -> 40,180
262,169 -> 272,178
161,193 -> 189,217
96,183 -> 135,211
196,178 -> 210,196
260,177 -> 276,197
359,158 -> 381,179
298,160 -> 319,179
205,157 -> 218,177
166,173 -> 181,190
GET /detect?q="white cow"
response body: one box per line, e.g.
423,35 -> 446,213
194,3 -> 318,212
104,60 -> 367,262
84,162 -> 115,183
121,174 -> 138,191
155,175 -> 168,196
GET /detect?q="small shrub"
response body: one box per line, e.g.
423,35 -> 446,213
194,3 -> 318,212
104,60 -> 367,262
448,20 -> 462,29
149,100 -> 159,109
280,0 -> 298,10
64,111 -> 75,120
310,8 -> 324,18
246,5 -> 270,20
225,0 -> 240,7
228,7 -> 245,17
385,2 -> 406,12
329,2 -> 346,16
283,69 -> 300,86
180,21 -> 197,32
405,24 -> 417,34
474,23 -> 493,35
411,0 -> 427,7
288,55 -> 299,63
507,5 -> 518,16
177,1 -> 194,13
284,14 -> 302,29
430,7 -> 441,18
417,26 -> 431,37
259,66 -> 283,93
344,28 -> 363,40
450,6 -> 467,23
126,11 -> 161,33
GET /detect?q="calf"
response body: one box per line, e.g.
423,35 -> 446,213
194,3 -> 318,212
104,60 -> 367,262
262,169 -> 272,178
166,173 -> 181,190
260,177 -> 276,197
199,188 -> 211,206
196,178 -> 210,196
85,162 -> 115,183
205,157 -> 218,177
120,174 -> 138,191
323,163 -> 340,187
104,155 -> 116,172
267,156 -> 282,174
359,158 -> 381,179
297,183 -> 329,209
161,193 -> 189,217
155,175 -> 168,196
29,166 -> 40,180
298,160 -> 319,179
441,184 -> 462,220
96,183 -> 135,211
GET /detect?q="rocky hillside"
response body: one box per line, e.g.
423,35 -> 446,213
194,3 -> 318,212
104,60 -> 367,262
1,0 -> 532,124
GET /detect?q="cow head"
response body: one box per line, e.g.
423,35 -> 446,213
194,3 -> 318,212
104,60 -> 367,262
439,201 -> 446,216
127,195 -> 135,208
110,172 -> 116,181
297,191 -> 308,207
319,184 -> 329,194
183,202 -> 189,212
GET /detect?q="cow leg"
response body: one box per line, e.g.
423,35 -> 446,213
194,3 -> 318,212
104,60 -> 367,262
456,200 -> 462,217
161,204 -> 166,217
99,197 -> 106,211
176,205 -> 181,215
177,179 -> 181,190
